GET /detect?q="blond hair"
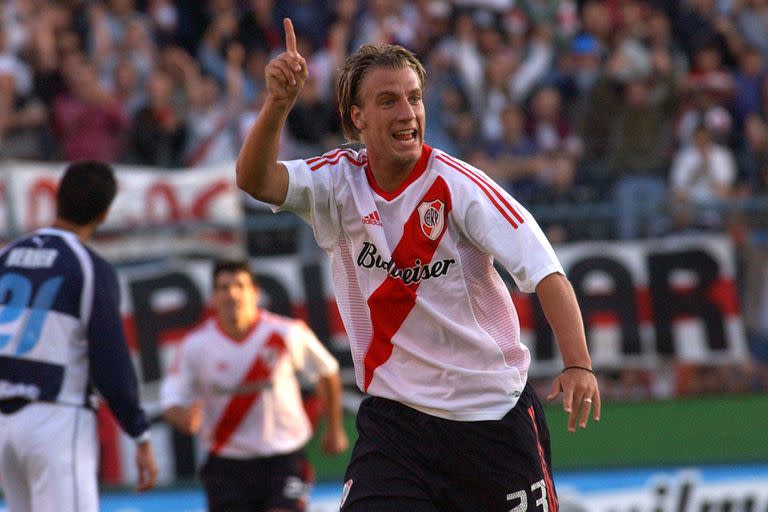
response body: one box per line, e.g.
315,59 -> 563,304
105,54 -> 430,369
337,43 -> 426,143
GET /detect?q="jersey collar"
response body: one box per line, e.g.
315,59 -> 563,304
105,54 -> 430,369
365,144 -> 432,201
213,310 -> 262,344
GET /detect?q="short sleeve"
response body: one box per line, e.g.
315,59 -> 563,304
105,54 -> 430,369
160,340 -> 197,409
458,172 -> 564,293
271,158 -> 342,251
287,321 -> 339,383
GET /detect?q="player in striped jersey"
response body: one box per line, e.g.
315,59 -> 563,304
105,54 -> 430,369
160,259 -> 348,512
236,19 -> 600,512
0,162 -> 157,512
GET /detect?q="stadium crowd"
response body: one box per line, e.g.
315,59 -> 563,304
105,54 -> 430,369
1,0 -> 767,395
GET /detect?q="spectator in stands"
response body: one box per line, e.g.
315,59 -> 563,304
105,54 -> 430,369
478,46 -> 515,142
510,23 -> 556,103
442,9 -> 484,115
518,0 -> 579,44
730,46 -> 766,127
678,43 -> 734,146
669,123 -> 736,231
352,0 -> 414,50
197,8 -> 239,88
29,8 -> 79,109
273,0 -> 330,51
0,84 -> 50,160
128,69 -> 187,167
642,7 -> 689,81
526,84 -> 581,159
593,41 -> 677,238
102,0 -> 150,45
51,60 -> 130,162
286,73 -> 337,159
734,0 -> 768,58
0,23 -> 50,159
100,17 -> 155,89
579,0 -> 614,49
109,57 -> 145,116
147,0 -> 179,46
422,46 -> 469,155
448,109 -> 483,161
485,102 -> 543,201
673,0 -> 740,67
183,70 -> 240,167
737,113 -> 768,189
89,1 -> 153,87
309,20 -> 351,104
554,33 -> 603,125
237,0 -> 281,53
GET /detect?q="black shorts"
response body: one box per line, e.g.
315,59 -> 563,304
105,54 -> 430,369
200,450 -> 312,512
340,382 -> 558,512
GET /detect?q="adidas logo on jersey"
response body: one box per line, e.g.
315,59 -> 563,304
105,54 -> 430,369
361,210 -> 382,226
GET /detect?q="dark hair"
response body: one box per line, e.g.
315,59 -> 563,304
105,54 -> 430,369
56,161 -> 118,225
212,259 -> 257,286
338,43 -> 426,143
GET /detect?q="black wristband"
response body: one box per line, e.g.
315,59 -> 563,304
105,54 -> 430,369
562,365 -> 595,375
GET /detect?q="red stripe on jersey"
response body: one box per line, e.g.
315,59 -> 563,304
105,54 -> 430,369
306,149 -> 344,165
310,150 -> 365,171
442,153 -> 525,224
363,176 -> 452,390
214,314 -> 262,344
528,406 -> 559,511
210,333 -> 286,454
436,154 -> 525,226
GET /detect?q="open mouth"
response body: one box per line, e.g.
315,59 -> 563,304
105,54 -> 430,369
392,129 -> 418,142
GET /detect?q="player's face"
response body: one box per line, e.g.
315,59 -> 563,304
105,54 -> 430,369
351,66 -> 425,174
213,270 -> 259,328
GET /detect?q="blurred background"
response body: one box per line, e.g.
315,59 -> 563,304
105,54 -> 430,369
1,0 -> 768,510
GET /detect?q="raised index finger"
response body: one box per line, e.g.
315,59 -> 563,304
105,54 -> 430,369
284,18 -> 297,55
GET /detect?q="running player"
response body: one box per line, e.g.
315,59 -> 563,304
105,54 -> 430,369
0,161 -> 157,512
160,259 -> 348,512
236,19 -> 600,511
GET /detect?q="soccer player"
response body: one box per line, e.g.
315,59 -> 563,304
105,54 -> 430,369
236,19 -> 600,511
0,161 -> 157,512
160,259 -> 348,512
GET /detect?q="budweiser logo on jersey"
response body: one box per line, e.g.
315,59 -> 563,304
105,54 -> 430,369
356,242 -> 455,285
418,200 -> 445,240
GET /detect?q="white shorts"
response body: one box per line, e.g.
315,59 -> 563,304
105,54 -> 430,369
0,402 -> 98,512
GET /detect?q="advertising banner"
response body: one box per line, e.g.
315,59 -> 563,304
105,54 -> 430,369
93,233 -> 748,485
0,161 -> 244,259
5,465 -> 768,511
120,236 -> 746,374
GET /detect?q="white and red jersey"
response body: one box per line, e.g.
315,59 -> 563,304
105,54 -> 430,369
275,144 -> 564,421
160,311 -> 339,458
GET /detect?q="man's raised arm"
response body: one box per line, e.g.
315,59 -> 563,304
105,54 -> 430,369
236,18 -> 307,205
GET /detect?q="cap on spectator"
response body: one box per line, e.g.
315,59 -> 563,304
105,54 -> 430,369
571,34 -> 600,55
